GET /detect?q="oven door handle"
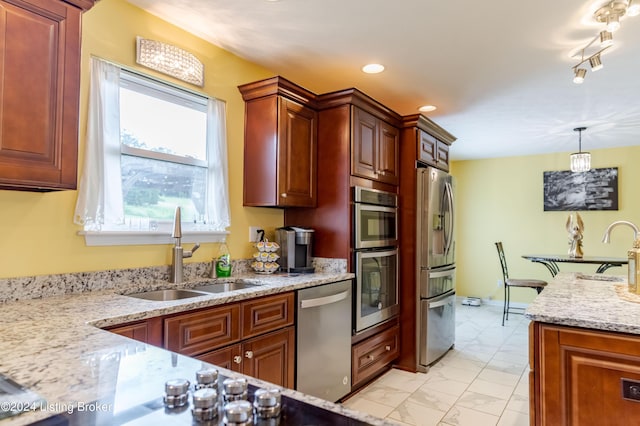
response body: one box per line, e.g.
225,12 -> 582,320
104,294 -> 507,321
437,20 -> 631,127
300,290 -> 349,309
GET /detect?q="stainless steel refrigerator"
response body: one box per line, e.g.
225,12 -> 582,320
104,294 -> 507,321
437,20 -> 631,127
416,167 -> 456,371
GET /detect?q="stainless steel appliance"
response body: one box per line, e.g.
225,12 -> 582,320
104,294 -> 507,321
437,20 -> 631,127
276,226 -> 315,273
296,280 -> 352,402
353,187 -> 399,333
417,167 -> 456,370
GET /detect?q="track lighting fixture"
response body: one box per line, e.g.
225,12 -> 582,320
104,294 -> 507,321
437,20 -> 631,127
599,30 -> 614,47
589,53 -> 603,71
570,0 -> 637,84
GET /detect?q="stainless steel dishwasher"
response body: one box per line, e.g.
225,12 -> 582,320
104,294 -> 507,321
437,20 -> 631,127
296,280 -> 352,402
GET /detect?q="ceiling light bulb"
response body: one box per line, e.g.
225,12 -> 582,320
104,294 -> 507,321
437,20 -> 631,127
589,54 -> 603,72
628,0 -> 640,16
418,105 -> 437,113
573,68 -> 586,84
599,30 -> 613,47
362,63 -> 385,74
606,14 -> 621,32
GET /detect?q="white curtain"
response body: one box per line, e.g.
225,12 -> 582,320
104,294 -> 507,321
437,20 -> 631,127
206,98 -> 231,230
73,58 -> 124,230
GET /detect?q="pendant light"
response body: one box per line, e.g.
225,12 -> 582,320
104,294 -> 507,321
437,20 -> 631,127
570,127 -> 591,172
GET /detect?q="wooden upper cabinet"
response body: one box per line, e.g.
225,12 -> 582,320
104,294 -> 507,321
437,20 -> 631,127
0,0 -> 95,191
239,76 -> 318,207
401,114 -> 456,172
352,106 -> 399,185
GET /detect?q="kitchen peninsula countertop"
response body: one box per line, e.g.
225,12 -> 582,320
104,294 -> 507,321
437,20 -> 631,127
525,272 -> 640,334
0,271 -> 398,426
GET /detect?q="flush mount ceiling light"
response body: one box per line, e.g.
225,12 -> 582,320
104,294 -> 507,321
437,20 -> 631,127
570,0 -> 637,84
362,63 -> 385,74
136,36 -> 204,87
570,127 -> 591,173
418,105 -> 437,113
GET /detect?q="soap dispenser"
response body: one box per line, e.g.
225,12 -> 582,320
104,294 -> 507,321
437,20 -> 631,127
215,243 -> 232,278
628,240 -> 640,294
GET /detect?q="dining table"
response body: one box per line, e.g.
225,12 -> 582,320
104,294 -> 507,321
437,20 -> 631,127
521,254 -> 628,277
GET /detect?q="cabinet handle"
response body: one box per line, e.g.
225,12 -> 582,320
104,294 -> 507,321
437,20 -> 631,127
245,351 -> 254,359
367,354 -> 375,361
233,356 -> 242,364
385,345 -> 391,351
281,193 -> 288,198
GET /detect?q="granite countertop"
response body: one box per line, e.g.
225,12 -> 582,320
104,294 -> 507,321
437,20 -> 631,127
0,271 -> 397,426
525,272 -> 640,334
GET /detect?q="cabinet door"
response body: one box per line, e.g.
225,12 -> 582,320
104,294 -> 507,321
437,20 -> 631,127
242,327 -> 295,388
277,97 -> 317,207
164,304 -> 240,356
376,121 -> 399,185
418,130 -> 438,167
106,318 -> 163,346
352,107 -> 378,181
197,344 -> 242,373
0,0 -> 83,190
436,142 -> 450,172
534,323 -> 640,426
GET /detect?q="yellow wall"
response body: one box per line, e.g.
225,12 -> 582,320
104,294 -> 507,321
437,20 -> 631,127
0,0 -> 283,278
451,145 -> 640,303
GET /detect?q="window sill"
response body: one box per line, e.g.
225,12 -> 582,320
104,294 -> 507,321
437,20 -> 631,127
78,230 -> 229,246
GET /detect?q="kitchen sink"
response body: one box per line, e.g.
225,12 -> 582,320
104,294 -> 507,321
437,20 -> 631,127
124,289 -> 208,301
192,281 -> 260,293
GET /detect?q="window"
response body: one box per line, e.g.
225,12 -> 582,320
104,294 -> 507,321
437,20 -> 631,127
74,58 -> 230,245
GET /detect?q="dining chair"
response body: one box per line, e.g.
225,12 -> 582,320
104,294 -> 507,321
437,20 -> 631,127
495,242 -> 547,326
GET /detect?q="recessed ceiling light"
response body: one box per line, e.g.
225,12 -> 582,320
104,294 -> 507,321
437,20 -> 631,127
362,63 -> 385,74
418,105 -> 437,113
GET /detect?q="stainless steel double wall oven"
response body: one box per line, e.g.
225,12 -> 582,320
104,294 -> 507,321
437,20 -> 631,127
353,186 -> 399,334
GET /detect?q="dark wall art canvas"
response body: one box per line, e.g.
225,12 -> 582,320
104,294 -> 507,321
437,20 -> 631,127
543,167 -> 618,211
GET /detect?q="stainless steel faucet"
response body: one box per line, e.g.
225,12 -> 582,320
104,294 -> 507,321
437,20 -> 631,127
169,206 -> 200,283
601,220 -> 640,244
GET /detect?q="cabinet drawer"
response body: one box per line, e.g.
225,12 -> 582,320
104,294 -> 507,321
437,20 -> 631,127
352,324 -> 399,386
165,304 -> 240,356
241,292 -> 294,339
106,318 -> 163,347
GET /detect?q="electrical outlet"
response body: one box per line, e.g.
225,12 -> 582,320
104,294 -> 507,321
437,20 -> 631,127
497,279 -> 503,289
249,226 -> 262,242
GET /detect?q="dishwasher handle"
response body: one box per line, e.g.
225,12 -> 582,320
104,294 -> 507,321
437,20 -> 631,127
300,290 -> 349,309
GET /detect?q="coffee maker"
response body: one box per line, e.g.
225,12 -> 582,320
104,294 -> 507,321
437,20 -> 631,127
275,226 -> 315,273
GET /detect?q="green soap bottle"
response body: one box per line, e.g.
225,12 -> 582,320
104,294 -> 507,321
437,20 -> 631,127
215,243 -> 232,277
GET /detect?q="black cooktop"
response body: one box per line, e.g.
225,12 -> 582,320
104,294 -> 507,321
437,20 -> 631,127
29,383 -> 371,426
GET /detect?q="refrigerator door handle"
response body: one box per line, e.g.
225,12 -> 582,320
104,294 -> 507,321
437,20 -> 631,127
428,298 -> 453,309
444,181 -> 454,255
429,269 -> 455,279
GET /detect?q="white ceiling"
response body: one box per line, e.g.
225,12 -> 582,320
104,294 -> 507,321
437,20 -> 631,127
126,0 -> 640,161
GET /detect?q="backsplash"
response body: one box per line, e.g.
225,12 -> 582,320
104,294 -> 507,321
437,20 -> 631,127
0,258 -> 347,303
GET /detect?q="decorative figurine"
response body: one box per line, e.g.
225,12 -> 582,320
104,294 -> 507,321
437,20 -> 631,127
566,212 -> 584,258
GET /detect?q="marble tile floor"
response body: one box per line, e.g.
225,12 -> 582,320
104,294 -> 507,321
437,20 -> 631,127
343,302 -> 530,426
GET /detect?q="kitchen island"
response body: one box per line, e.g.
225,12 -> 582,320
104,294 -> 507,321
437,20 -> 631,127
0,271 -> 395,426
525,272 -> 640,426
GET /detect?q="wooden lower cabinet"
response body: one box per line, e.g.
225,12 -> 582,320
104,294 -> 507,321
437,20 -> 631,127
352,324 -> 399,387
196,327 -> 295,388
531,322 -> 640,426
105,317 -> 163,346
